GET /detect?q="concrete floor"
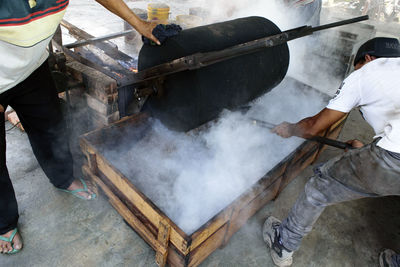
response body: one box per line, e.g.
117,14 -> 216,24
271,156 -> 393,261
2,109 -> 400,267
2,1 -> 400,267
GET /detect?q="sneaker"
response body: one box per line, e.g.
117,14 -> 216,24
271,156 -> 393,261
379,249 -> 400,267
263,216 -> 293,267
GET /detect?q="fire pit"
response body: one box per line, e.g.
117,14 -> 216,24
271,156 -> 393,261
80,78 -> 346,267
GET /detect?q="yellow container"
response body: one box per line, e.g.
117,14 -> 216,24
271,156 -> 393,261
147,3 -> 170,24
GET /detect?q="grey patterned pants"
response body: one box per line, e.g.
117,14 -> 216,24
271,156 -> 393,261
279,139 -> 400,257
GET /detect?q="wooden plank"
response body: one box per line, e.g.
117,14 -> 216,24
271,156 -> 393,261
94,154 -> 190,254
85,93 -> 118,115
97,170 -> 159,236
75,44 -> 133,78
66,61 -> 118,95
187,224 -> 229,267
88,109 -> 120,126
81,113 -> 149,146
61,19 -> 133,62
189,207 -> 232,253
223,177 -> 281,245
156,219 -> 171,267
82,165 -> 167,256
167,246 -> 186,267
87,152 -> 97,174
280,144 -> 319,192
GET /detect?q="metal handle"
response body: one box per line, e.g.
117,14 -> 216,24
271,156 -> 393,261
308,136 -> 353,150
250,118 -> 353,150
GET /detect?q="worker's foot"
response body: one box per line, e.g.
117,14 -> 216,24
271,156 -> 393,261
0,229 -> 23,254
379,249 -> 400,267
64,178 -> 96,200
5,111 -> 24,131
263,216 -> 293,267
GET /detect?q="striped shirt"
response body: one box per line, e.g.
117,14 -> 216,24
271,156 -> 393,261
0,0 -> 68,93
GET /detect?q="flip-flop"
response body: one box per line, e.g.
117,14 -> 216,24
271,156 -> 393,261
59,178 -> 97,200
0,228 -> 22,254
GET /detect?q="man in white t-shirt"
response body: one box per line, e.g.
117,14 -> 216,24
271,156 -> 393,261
0,0 -> 160,255
262,37 -> 400,267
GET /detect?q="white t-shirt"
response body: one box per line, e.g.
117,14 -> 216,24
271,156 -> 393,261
327,57 -> 400,153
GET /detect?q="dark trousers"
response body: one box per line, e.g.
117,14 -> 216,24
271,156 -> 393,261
0,60 -> 74,235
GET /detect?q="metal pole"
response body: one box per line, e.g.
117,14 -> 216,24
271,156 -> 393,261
64,29 -> 135,49
250,118 -> 353,150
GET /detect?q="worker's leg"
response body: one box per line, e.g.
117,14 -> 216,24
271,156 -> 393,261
279,140 -> 400,252
0,104 -> 19,234
7,61 -> 74,189
278,170 -> 374,251
0,103 -> 23,254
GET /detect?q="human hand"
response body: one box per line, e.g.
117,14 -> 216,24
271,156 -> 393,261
0,104 -> 3,113
137,20 -> 160,45
346,139 -> 364,149
272,122 -> 294,138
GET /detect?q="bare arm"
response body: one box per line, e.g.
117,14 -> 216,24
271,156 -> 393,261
94,0 -> 160,45
273,108 -> 347,138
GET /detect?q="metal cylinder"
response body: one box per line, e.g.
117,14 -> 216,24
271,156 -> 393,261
138,16 -> 290,131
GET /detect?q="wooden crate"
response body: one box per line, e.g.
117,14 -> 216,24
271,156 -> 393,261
80,112 -> 345,267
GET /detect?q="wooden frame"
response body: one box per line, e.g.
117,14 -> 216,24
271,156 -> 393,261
80,112 -> 346,267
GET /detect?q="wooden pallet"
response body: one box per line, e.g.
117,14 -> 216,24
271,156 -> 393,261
80,112 -> 345,267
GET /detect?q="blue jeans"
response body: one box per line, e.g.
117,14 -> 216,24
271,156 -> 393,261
279,140 -> 400,252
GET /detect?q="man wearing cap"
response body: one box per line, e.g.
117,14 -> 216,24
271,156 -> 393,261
263,37 -> 400,267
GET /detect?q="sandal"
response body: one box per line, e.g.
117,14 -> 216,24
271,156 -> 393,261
0,228 -> 22,254
59,178 -> 97,200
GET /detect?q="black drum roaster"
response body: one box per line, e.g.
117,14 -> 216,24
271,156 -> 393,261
138,16 -> 290,131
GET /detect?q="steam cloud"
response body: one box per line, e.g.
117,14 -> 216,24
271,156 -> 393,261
91,0 -> 344,234
101,80 -> 327,234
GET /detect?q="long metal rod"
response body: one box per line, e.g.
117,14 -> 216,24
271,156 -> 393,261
250,118 -> 353,150
133,15 -> 369,85
64,29 -> 135,49
61,15 -> 369,88
61,20 -> 133,62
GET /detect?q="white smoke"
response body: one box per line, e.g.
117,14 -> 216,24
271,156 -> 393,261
185,0 -> 344,95
68,0 -> 348,234
102,79 -> 327,234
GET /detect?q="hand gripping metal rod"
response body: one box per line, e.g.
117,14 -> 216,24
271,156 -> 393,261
250,118 -> 353,150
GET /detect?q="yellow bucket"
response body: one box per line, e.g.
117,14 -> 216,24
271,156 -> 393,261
147,3 -> 170,24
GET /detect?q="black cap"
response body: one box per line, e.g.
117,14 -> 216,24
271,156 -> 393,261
354,37 -> 400,66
